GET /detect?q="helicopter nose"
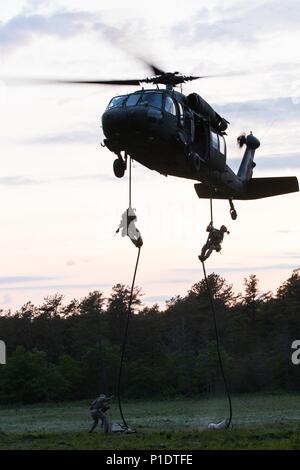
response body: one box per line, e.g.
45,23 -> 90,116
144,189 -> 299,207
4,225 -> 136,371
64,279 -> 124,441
102,105 -> 162,140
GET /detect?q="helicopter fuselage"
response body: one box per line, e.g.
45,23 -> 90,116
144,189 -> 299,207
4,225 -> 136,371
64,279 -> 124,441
102,89 -> 238,189
102,88 -> 299,201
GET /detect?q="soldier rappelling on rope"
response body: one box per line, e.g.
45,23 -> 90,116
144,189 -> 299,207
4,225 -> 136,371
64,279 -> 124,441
116,207 -> 143,248
199,222 -> 229,262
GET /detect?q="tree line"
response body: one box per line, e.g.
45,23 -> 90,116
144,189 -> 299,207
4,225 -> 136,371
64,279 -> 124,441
0,269 -> 299,404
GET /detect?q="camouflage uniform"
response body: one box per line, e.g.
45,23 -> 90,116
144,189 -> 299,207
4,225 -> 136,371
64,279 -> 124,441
199,223 -> 229,262
116,207 -> 143,248
88,394 -> 113,433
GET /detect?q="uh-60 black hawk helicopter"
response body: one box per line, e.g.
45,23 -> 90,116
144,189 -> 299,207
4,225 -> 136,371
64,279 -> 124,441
98,64 -> 299,219
10,62 -> 299,220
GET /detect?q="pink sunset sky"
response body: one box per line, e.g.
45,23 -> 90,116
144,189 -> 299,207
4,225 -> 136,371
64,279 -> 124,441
0,0 -> 299,312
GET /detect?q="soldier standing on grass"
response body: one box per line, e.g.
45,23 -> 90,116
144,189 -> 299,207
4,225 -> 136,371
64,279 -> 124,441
88,394 -> 114,433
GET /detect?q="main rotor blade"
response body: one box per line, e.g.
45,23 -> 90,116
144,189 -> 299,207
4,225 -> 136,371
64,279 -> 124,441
195,71 -> 248,79
4,77 -> 144,86
145,62 -> 166,76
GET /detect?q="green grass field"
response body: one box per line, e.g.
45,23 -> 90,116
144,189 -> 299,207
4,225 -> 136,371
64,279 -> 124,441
1,394 -> 300,449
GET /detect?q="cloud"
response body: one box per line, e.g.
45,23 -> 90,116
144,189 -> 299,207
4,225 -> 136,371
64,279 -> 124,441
214,264 -> 300,273
26,129 -> 101,145
0,282 -> 111,291
65,260 -> 76,267
0,9 -> 142,54
261,252 -> 300,259
230,152 -> 300,171
277,230 -> 300,234
0,275 -> 58,284
144,295 -> 170,303
172,264 -> 299,274
0,176 -> 39,185
57,173 -> 116,183
0,7 -> 159,71
0,173 -> 115,186
66,258 -> 96,267
0,11 -> 96,50
0,294 -> 12,305
215,97 -> 300,122
171,1 -> 300,46
23,0 -> 50,14
147,278 -> 192,284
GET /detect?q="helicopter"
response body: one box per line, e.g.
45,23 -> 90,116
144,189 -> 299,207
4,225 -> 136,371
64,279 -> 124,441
6,63 -> 299,220
98,65 -> 299,220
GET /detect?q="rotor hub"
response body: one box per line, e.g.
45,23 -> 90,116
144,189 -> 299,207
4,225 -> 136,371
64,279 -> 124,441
144,72 -> 199,88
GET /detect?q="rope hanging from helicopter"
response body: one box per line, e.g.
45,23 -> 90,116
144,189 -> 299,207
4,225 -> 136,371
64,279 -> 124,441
115,157 -> 233,430
198,163 -> 233,428
115,155 -> 143,432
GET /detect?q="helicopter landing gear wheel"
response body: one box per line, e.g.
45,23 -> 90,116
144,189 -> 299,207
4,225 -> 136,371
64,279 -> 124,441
113,157 -> 126,178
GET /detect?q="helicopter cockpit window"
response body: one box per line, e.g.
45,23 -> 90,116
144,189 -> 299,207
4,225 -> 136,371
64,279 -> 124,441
211,130 -> 219,150
139,92 -> 163,108
126,93 -> 142,107
165,95 -> 176,116
108,95 -> 128,109
219,135 -> 226,154
165,96 -> 177,116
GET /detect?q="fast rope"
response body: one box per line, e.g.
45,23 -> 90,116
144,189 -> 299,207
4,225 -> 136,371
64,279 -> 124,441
116,246 -> 141,431
200,197 -> 233,429
116,155 -> 142,432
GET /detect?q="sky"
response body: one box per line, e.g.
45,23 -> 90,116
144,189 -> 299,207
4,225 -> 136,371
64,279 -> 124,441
0,0 -> 300,311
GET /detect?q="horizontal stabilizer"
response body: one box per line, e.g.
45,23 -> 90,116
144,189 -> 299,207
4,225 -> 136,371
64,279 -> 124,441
244,176 -> 299,199
195,176 -> 299,200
